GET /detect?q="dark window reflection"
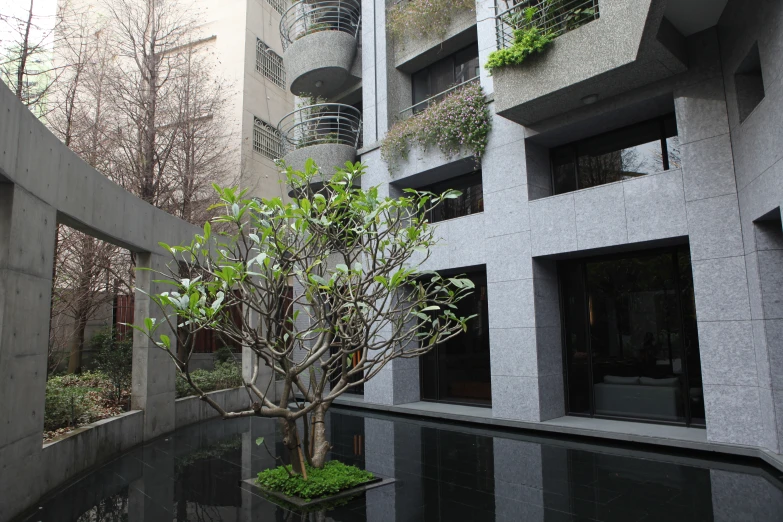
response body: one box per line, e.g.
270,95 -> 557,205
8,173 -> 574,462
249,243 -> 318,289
552,114 -> 681,195
411,44 -> 480,114
559,246 -> 704,426
420,171 -> 484,223
421,270 -> 491,406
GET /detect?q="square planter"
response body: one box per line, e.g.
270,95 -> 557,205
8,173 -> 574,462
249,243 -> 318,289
241,475 -> 395,510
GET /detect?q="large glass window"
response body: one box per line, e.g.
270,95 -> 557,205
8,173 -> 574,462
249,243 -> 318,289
551,114 -> 681,195
411,45 -> 480,114
421,270 -> 491,406
419,171 -> 483,223
560,246 -> 705,426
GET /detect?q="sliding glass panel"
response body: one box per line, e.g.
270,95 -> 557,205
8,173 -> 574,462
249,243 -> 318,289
586,252 -> 686,423
420,271 -> 491,406
679,247 -> 705,425
560,263 -> 591,415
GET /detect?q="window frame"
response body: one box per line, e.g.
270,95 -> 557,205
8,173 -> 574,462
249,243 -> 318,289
410,43 -> 480,114
417,170 -> 484,224
549,113 -> 678,196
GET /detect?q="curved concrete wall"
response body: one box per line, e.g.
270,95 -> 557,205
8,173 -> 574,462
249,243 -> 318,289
284,142 -> 358,174
0,83 -> 203,521
285,31 -> 358,97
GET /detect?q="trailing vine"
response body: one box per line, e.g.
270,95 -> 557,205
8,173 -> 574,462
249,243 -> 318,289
381,82 -> 491,171
387,0 -> 475,41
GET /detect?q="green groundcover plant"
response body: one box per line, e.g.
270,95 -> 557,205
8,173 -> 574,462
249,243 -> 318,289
381,82 -> 490,171
256,460 -> 374,501
387,0 -> 475,41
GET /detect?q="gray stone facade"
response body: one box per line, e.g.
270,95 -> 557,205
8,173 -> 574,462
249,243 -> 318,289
305,0 -> 783,456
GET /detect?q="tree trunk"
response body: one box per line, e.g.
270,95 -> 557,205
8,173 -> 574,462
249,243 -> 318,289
67,311 -> 88,373
310,405 -> 331,469
282,419 -> 307,477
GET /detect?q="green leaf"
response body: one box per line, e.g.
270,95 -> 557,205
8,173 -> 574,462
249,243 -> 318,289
421,305 -> 440,312
160,334 -> 171,350
255,437 -> 265,446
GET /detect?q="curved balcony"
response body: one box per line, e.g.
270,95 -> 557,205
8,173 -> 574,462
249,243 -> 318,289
281,0 -> 361,97
278,103 -> 362,191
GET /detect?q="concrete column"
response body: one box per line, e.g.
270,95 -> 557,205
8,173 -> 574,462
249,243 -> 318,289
132,252 -> 176,439
674,29 -> 763,447
0,183 -> 57,519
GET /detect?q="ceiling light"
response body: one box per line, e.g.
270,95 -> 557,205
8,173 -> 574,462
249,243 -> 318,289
581,94 -> 599,105
315,80 -> 323,88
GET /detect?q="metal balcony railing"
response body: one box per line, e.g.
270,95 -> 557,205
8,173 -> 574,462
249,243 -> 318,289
278,104 -> 362,154
280,0 -> 362,51
495,0 -> 600,50
399,76 -> 480,120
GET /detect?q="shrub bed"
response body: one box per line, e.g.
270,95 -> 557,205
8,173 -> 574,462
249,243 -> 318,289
44,371 -> 128,441
176,360 -> 244,398
381,82 -> 490,171
256,461 -> 375,502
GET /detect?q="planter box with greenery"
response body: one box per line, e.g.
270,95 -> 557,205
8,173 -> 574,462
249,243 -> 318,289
381,82 -> 491,173
242,454 -> 394,509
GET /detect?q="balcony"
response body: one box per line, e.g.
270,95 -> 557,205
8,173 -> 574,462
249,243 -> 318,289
492,0 -> 687,126
278,103 -> 362,187
280,0 -> 361,97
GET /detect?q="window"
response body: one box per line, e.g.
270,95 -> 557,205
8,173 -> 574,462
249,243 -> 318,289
420,270 -> 491,406
266,0 -> 286,16
256,39 -> 285,89
551,114 -> 680,195
735,42 -> 765,123
559,246 -> 704,426
411,44 -> 480,114
253,117 -> 283,160
420,171 -> 483,223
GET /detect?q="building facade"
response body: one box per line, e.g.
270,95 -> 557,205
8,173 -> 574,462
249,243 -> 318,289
277,0 -> 783,455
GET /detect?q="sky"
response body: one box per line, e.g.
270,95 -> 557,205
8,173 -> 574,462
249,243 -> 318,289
0,0 -> 59,52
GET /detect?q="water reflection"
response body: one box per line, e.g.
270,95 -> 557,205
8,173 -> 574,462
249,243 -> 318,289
19,409 -> 783,522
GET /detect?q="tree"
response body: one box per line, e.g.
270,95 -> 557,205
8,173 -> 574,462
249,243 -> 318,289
0,0 -> 59,115
134,161 -> 476,476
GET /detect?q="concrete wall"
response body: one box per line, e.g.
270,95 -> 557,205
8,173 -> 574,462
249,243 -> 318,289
0,80 -> 201,520
175,387 -> 250,428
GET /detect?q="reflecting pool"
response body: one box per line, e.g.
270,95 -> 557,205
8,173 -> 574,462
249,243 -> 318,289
18,407 -> 783,521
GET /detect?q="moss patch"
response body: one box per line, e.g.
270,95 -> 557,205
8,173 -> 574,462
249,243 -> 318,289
255,461 -> 374,502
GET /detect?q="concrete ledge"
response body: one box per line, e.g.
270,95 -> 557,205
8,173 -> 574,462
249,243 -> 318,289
41,410 -> 143,497
175,387 -> 249,428
332,395 -> 783,474
388,144 -> 477,187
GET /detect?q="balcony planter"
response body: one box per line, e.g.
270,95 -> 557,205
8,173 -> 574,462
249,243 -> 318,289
278,103 -> 362,192
491,0 -> 687,125
281,1 -> 361,97
389,0 -> 477,71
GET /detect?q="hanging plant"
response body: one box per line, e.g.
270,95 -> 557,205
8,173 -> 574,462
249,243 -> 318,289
387,0 -> 475,41
485,7 -> 554,73
381,82 -> 491,171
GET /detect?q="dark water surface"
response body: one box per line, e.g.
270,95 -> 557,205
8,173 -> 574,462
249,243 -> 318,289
19,407 -> 783,521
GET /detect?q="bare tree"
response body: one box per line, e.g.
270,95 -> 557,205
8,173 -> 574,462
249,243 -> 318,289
135,163 -> 477,475
0,0 -> 63,115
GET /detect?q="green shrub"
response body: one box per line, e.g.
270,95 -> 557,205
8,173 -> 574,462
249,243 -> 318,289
485,25 -> 553,72
91,329 -> 133,404
214,346 -> 237,365
256,461 -> 374,501
176,361 -> 244,398
381,82 -> 490,171
44,371 -> 111,432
